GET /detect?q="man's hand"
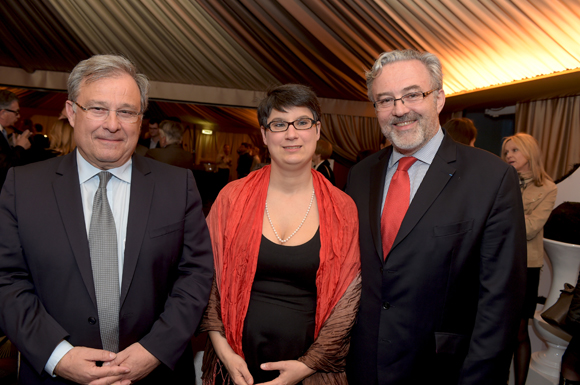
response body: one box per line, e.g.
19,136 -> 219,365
103,342 -> 161,383
258,360 -> 315,385
14,130 -> 31,149
53,347 -> 130,385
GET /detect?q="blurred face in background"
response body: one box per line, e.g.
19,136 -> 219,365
1,100 -> 20,127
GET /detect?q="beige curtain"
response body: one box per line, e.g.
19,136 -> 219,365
321,113 -> 382,162
515,96 -> 580,181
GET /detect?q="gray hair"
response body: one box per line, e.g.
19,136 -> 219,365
159,120 -> 185,145
67,54 -> 149,113
366,49 -> 443,102
0,90 -> 18,110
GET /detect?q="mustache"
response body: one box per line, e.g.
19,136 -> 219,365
390,112 -> 420,124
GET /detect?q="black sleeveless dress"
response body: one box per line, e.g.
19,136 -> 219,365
241,230 -> 321,383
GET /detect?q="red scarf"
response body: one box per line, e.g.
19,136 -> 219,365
206,165 -> 360,358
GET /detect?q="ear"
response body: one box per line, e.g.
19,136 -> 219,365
65,101 -> 76,128
315,122 -> 321,141
436,89 -> 446,114
261,127 -> 268,145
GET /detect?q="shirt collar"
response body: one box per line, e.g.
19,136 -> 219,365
389,127 -> 444,168
76,149 -> 132,184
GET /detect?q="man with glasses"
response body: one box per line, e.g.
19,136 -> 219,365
0,89 -> 32,189
0,55 -> 213,384
345,49 -> 526,384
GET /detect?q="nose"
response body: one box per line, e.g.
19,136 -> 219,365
391,98 -> 409,116
102,111 -> 121,131
284,123 -> 299,139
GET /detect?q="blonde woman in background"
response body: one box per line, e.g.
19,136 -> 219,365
47,119 -> 76,156
502,132 -> 557,385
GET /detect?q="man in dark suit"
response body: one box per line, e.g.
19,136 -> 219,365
345,49 -> 526,384
138,117 -> 162,150
0,54 -> 213,384
145,120 -> 194,169
0,90 -> 32,189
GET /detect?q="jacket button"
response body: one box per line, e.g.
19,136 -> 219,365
88,317 -> 97,325
382,302 -> 391,310
380,267 -> 384,273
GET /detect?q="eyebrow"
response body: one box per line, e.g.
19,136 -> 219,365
82,99 -> 140,110
376,85 -> 424,99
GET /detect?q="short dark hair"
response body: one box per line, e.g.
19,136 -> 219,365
442,118 -> 478,145
257,84 -> 322,128
0,90 -> 18,110
148,117 -> 163,125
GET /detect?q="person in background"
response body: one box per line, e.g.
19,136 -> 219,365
138,117 -> 163,149
502,132 -> 558,385
345,49 -> 526,384
312,139 -> 335,185
47,119 -> 76,156
442,117 -> 478,146
145,119 -> 194,169
236,142 -> 253,179
215,144 -> 232,188
0,90 -> 31,189
201,84 -> 361,385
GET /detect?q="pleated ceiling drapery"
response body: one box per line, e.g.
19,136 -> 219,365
2,1 -> 580,162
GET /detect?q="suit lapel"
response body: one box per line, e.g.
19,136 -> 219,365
392,135 -> 457,251
370,147 -> 392,261
53,152 -> 97,307
120,155 -> 153,307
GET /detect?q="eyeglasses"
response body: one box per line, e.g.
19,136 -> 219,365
3,108 -> 20,116
266,118 -> 317,132
373,89 -> 439,111
72,101 -> 142,124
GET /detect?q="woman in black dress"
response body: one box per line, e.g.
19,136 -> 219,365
200,84 -> 361,385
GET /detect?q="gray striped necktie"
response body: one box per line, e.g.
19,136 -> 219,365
89,171 -> 120,352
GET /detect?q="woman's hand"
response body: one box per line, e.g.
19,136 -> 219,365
257,360 -> 315,385
208,331 -> 254,385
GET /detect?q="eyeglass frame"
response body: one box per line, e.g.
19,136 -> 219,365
373,88 -> 440,111
71,101 -> 142,123
265,117 -> 318,132
2,108 -> 20,115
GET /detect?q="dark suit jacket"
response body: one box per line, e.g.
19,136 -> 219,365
0,152 -> 214,384
138,137 -> 161,150
315,159 -> 335,186
345,135 -> 527,385
145,144 -> 194,170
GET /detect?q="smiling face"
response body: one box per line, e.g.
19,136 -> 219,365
261,106 -> 320,170
503,139 -> 530,173
66,73 -> 142,170
373,60 -> 445,155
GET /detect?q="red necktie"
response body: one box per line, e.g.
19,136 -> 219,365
381,157 -> 417,258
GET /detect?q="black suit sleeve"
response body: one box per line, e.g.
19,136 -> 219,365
458,166 -> 527,384
0,168 -> 69,374
139,170 -> 214,369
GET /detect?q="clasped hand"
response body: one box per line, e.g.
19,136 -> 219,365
55,343 -> 160,385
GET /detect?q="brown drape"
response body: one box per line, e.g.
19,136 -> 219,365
516,96 -> 580,181
321,113 -> 381,163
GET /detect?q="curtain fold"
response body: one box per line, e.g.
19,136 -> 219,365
515,95 -> 580,181
321,113 -> 381,163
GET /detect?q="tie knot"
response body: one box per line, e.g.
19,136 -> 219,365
97,171 -> 113,189
397,157 -> 417,172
